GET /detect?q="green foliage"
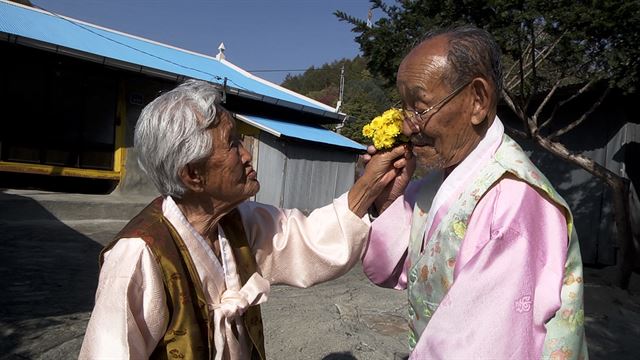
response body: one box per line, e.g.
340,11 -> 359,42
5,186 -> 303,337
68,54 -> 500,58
281,56 -> 397,144
335,0 -> 640,95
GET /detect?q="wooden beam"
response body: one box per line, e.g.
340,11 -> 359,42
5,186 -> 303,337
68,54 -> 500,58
0,161 -> 121,180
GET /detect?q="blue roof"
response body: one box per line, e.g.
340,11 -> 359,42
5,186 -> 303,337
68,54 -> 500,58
0,1 -> 366,151
0,0 -> 333,112
238,114 -> 366,151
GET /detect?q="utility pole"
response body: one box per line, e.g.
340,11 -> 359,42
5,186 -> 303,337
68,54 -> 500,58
335,65 -> 347,133
335,65 -> 345,112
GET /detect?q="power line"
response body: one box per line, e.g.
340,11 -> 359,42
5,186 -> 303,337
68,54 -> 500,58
31,3 -> 255,91
247,68 -> 339,73
29,5 -> 377,93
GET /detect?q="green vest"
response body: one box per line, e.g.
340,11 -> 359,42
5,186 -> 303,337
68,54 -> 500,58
100,197 -> 266,360
406,135 -> 587,359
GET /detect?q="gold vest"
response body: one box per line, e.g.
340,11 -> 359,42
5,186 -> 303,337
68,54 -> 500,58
100,197 -> 266,360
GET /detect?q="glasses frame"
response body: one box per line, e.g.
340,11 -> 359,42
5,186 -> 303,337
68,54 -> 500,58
403,79 -> 473,132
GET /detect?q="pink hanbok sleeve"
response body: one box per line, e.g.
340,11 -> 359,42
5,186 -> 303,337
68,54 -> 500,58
237,192 -> 370,288
412,177 -> 568,359
361,180 -> 423,290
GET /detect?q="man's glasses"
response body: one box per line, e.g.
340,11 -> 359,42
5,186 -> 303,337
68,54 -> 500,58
402,80 -> 472,132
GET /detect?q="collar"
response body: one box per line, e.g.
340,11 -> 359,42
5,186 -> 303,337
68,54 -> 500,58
422,117 -> 504,233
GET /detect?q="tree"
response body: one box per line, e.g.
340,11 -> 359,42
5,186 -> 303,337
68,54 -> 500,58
281,56 -> 395,144
336,0 -> 640,288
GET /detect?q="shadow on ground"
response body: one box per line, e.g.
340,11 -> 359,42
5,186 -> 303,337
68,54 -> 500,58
0,190 -> 103,358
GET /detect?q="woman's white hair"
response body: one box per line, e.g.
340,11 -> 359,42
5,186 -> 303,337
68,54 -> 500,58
134,79 -> 222,198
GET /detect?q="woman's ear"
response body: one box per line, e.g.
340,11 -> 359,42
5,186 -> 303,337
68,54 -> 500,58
178,163 -> 205,192
469,77 -> 492,126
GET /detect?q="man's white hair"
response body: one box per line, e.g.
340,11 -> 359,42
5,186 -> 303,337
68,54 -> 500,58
134,79 -> 222,198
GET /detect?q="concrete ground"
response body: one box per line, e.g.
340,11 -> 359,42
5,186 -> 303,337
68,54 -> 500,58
1,189 -> 639,359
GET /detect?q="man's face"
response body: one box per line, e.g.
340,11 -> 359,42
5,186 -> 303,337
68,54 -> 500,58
197,110 -> 260,204
396,36 -> 481,171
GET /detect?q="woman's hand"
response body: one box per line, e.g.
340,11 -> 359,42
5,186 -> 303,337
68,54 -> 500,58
348,144 -> 415,218
365,144 -> 416,214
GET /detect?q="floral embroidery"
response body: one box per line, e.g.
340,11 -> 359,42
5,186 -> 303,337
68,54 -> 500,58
452,220 -> 467,239
409,268 -> 418,283
178,291 -> 189,305
549,347 -> 573,360
425,282 -> 433,295
514,295 -> 532,313
440,275 -> 450,291
419,265 -> 430,281
170,273 -> 181,281
169,349 -> 186,359
421,299 -> 435,318
561,308 -> 573,319
559,308 -> 584,332
430,242 -> 441,256
408,329 -> 417,349
564,273 -> 576,285
530,171 -> 541,181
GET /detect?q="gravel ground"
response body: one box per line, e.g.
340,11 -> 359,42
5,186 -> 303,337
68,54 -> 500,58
1,193 -> 639,359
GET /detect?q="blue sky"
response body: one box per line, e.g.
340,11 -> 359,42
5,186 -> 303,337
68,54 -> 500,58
33,0 -> 375,84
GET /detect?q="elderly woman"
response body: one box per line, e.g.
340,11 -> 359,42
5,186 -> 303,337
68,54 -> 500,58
79,80 -> 409,359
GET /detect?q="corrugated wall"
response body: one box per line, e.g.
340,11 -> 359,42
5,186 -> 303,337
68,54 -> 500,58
254,132 -> 357,213
254,133 -> 287,207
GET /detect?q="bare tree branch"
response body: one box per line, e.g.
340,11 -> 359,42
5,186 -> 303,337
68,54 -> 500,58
502,89 -> 532,137
534,134 -> 621,185
502,89 -> 524,119
549,87 -> 610,139
504,28 -> 547,80
518,35 -> 527,102
540,80 -> 595,130
503,124 -> 529,139
533,79 -> 563,124
506,31 -> 566,91
530,21 -> 538,95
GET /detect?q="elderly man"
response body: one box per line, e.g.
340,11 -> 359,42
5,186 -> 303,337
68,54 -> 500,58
80,79 -> 409,359
362,26 -> 587,359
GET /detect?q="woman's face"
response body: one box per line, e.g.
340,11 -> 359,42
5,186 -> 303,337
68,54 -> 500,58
198,110 -> 260,205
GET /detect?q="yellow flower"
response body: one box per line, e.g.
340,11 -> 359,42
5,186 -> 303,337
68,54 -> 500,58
362,124 -> 374,137
361,108 -> 406,149
384,123 -> 401,137
371,116 -> 384,129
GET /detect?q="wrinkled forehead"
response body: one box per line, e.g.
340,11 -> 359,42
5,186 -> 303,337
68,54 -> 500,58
210,109 -> 237,141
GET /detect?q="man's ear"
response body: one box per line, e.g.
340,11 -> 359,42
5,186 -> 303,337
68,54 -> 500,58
178,163 -> 205,193
469,77 -> 492,126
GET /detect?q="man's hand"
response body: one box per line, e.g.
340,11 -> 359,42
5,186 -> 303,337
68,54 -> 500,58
348,145 -> 414,218
362,144 -> 416,214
